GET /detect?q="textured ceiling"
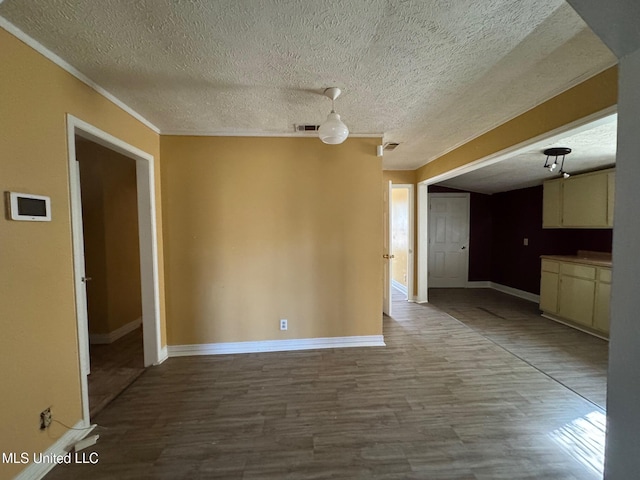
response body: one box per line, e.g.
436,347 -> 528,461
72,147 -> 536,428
438,113 -> 617,194
0,0 -> 616,170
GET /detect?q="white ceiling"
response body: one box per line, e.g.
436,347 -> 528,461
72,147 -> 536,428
438,113 -> 617,194
0,0 -> 616,171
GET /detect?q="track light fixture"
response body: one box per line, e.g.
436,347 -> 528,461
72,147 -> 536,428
543,147 -> 571,178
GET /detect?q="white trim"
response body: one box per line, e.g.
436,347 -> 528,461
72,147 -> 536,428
89,318 -> 142,344
435,281 -> 540,303
416,183 -> 429,303
467,281 -> 491,288
156,346 -> 169,365
168,335 -> 386,357
490,282 -> 540,303
392,279 -> 408,296
67,115 -> 163,427
14,421 -> 96,480
0,18 -> 160,134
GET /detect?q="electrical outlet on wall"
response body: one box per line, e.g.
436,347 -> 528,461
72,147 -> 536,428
280,319 -> 288,331
523,238 -> 529,246
40,407 -> 52,430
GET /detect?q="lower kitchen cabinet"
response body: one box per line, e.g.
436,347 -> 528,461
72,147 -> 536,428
539,257 -> 611,338
558,275 -> 595,327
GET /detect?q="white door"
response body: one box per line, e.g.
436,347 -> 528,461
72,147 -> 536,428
383,181 -> 393,316
428,193 -> 470,288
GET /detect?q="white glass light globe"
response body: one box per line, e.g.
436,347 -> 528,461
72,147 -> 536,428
318,111 -> 349,145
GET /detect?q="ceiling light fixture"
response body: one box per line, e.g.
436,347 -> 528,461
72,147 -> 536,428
543,147 -> 571,178
318,87 -> 349,145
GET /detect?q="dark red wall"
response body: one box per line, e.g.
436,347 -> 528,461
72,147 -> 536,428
429,184 -> 613,294
490,185 -> 612,294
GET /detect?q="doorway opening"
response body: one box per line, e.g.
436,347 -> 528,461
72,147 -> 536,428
391,185 -> 413,300
67,114 -> 162,423
75,136 -> 145,417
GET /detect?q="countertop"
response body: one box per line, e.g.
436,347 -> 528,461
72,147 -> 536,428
541,250 -> 612,268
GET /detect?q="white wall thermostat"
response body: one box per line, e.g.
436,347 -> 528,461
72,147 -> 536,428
6,192 -> 52,221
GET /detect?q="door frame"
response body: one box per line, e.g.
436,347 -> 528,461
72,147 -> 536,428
427,192 -> 470,288
66,114 -> 163,422
391,184 -> 415,301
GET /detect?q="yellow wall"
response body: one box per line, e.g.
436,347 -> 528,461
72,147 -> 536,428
77,140 -> 142,335
160,136 -> 383,345
416,66 -> 618,183
383,170 -> 416,185
391,188 -> 409,287
0,28 -> 164,478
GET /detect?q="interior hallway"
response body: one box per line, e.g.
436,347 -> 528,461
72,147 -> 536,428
47,294 -> 605,479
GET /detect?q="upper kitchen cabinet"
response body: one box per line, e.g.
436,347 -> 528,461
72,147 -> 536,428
542,168 -> 615,229
542,179 -> 563,228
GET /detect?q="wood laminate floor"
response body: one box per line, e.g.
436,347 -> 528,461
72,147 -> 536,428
47,293 -> 605,479
427,288 -> 608,409
88,327 -> 145,418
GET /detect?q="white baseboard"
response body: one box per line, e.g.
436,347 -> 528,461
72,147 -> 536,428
452,280 -> 540,303
155,346 -> 168,365
168,335 -> 386,357
489,282 -> 540,303
89,317 -> 142,344
391,280 -> 408,296
467,281 -> 491,288
14,421 -> 95,480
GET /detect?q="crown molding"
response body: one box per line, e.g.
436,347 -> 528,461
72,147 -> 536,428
0,16 -> 161,133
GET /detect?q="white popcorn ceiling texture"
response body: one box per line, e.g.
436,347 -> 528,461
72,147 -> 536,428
0,0 -> 616,171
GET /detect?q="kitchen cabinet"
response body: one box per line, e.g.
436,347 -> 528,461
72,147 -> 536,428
542,168 -> 614,229
542,180 -> 562,228
593,268 -> 612,334
539,255 -> 611,338
540,260 -> 559,313
558,273 -> 595,327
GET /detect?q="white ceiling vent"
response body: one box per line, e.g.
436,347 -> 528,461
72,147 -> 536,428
384,142 -> 400,151
294,124 -> 320,132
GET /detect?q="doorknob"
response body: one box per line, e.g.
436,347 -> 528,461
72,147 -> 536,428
82,277 -> 93,282
461,246 -> 466,250
383,254 -> 395,259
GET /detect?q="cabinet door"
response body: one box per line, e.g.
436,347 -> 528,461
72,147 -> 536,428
543,180 -> 562,228
540,271 -> 559,313
562,173 -> 608,227
558,276 -> 595,327
594,282 -> 611,334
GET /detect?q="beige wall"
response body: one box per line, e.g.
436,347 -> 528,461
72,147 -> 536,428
160,136 -> 383,345
77,140 -> 142,335
391,188 -> 409,287
0,28 -> 164,478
